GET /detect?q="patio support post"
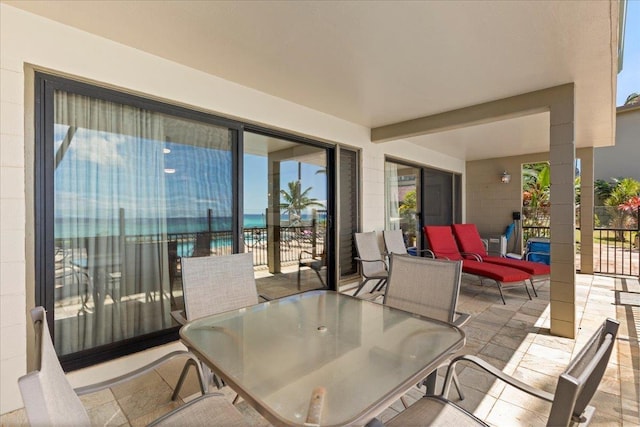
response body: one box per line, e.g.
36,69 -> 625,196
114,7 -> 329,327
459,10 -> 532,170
578,148 -> 595,274
372,83 -> 580,338
267,157 -> 282,274
548,84 -> 576,339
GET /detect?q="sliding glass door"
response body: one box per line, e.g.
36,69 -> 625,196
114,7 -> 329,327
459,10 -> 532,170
39,75 -> 240,368
385,159 -> 461,252
243,131 -> 331,298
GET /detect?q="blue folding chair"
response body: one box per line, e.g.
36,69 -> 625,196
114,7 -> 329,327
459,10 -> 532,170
525,237 -> 550,265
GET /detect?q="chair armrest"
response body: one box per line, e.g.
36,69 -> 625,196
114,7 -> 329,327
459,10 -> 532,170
299,249 -> 314,261
258,293 -> 272,301
525,251 -> 549,261
74,350 -> 201,396
365,418 -> 385,427
355,257 -> 389,270
460,252 -> 482,262
171,310 -> 188,325
442,355 -> 554,403
452,311 -> 471,327
414,248 -> 435,258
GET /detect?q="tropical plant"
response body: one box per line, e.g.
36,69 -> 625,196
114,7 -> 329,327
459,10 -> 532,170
522,163 -> 550,226
600,178 -> 640,241
398,189 -> 417,241
280,180 -> 324,225
624,92 -> 639,106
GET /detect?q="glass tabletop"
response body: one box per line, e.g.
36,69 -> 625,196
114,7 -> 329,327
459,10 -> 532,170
180,290 -> 465,427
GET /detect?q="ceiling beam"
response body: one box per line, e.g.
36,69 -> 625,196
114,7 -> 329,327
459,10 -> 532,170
371,84 -> 575,143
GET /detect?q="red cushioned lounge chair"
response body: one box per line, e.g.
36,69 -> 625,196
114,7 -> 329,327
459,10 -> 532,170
423,225 -> 532,304
451,223 -> 550,297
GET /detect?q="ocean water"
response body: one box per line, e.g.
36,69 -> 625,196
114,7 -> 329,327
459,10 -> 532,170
54,213 -> 326,239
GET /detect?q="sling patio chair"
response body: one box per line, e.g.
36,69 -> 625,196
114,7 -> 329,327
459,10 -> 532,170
371,318 -> 619,427
353,231 -> 389,298
384,254 -> 469,402
297,249 -> 327,290
382,229 -> 433,257
19,307 -> 246,427
524,236 -> 551,265
423,225 -> 532,304
172,252 -> 268,392
452,223 -> 550,297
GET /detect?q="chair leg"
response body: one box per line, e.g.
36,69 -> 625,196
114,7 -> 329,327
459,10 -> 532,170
400,395 -> 410,409
313,269 -> 327,288
372,279 -> 387,293
353,278 -> 371,296
530,278 -> 538,297
524,280 -> 532,300
496,282 -> 506,304
172,358 -> 206,401
451,372 -> 465,401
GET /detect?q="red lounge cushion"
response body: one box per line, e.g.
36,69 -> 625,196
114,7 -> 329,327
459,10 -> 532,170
462,259 -> 530,283
452,224 -> 550,275
423,226 -> 464,261
482,256 -> 550,276
452,224 -> 488,256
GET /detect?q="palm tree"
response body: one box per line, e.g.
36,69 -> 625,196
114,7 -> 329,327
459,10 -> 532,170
624,92 -> 639,106
595,177 -> 640,241
280,180 -> 324,225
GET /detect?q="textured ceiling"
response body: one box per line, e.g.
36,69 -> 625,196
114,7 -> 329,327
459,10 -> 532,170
3,0 -> 618,159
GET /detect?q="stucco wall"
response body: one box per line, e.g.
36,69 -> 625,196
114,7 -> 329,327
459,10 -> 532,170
595,105 -> 640,182
466,147 -> 592,255
0,4 -> 465,414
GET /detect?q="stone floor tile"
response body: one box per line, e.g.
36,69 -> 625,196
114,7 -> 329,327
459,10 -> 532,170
0,408 -> 28,427
79,388 -> 117,410
480,340 -> 525,363
114,373 -> 176,421
154,355 -> 203,399
451,386 -> 497,420
485,399 -> 548,427
497,386 -> 552,417
128,400 -> 182,427
456,364 -> 506,398
87,399 -> 128,426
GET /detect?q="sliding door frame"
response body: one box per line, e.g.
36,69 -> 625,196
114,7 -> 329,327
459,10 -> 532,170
35,72 -> 336,370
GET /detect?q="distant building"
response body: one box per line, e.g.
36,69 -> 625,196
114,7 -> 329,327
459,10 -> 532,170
594,104 -> 640,182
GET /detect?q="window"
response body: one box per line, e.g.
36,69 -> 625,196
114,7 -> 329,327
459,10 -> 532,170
385,159 -> 461,251
36,74 -> 340,369
338,148 -> 359,277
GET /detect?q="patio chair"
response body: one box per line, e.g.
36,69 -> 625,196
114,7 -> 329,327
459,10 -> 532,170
524,236 -> 551,265
452,223 -> 550,296
297,249 -> 327,290
423,226 -> 531,304
378,318 -> 619,427
383,229 -> 433,257
19,307 -> 246,427
384,254 -> 469,402
172,252 -> 264,391
192,231 -> 212,257
353,231 -> 389,297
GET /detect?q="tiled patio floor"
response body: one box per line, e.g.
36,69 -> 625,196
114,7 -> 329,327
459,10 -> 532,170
2,273 -> 638,426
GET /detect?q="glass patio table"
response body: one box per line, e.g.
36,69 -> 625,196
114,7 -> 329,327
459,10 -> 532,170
180,290 -> 465,427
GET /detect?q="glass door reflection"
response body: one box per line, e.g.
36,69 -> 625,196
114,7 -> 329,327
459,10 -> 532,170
244,132 -> 329,299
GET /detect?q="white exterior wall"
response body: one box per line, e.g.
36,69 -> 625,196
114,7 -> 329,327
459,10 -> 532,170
595,106 -> 640,182
0,4 -> 464,414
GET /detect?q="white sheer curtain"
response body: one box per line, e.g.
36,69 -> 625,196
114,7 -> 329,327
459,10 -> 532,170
53,90 -> 171,353
385,162 -> 402,231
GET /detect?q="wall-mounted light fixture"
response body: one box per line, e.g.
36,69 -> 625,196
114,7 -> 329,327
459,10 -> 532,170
500,171 -> 511,184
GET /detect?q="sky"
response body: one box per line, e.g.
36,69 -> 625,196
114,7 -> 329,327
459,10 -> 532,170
617,0 -> 640,105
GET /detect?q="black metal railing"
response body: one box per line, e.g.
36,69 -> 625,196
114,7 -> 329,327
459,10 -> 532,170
56,226 -> 325,270
522,224 -> 639,277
